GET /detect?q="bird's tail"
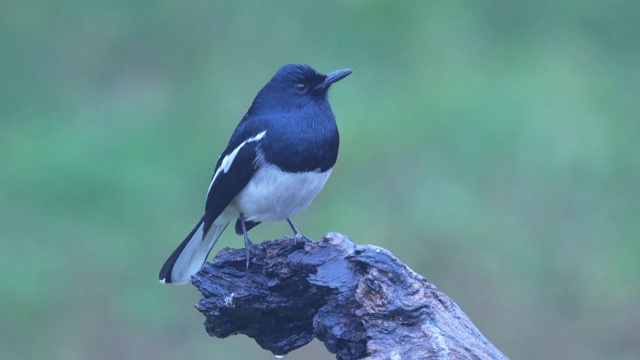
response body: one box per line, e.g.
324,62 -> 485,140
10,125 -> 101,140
159,217 -> 228,285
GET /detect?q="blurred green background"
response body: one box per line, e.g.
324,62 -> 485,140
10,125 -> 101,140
2,1 -> 639,359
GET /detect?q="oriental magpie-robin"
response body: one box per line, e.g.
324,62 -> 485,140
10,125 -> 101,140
159,64 -> 352,284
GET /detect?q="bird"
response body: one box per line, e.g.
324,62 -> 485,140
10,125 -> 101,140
159,64 -> 352,285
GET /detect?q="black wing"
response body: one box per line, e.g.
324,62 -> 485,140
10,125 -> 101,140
202,126 -> 266,236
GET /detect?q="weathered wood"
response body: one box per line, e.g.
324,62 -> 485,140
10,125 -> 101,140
192,232 -> 508,360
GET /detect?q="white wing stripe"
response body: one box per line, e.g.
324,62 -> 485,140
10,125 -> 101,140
207,130 -> 267,196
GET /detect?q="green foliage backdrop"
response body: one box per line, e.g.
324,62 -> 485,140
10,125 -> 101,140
2,2 -> 638,359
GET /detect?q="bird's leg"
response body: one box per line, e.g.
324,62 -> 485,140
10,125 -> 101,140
286,218 -> 300,236
286,218 -> 304,243
239,213 -> 253,270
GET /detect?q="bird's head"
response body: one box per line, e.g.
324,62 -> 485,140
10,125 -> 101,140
251,64 -> 352,112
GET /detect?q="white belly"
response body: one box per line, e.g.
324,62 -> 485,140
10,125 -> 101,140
233,163 -> 333,222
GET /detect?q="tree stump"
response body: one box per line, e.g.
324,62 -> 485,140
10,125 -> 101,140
192,232 -> 508,360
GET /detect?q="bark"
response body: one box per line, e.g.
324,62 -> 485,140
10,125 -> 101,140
192,232 -> 508,360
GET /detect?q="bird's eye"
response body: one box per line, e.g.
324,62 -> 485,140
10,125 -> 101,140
295,83 -> 308,93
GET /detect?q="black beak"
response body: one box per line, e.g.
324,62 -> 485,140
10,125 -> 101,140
316,68 -> 353,90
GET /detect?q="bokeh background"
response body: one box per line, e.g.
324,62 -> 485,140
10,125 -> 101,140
2,1 -> 639,359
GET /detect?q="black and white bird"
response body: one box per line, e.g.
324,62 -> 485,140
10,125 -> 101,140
159,64 -> 352,284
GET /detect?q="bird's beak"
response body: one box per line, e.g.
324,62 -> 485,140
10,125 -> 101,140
316,68 -> 353,90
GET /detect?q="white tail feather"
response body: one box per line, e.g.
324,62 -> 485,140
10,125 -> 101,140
169,222 -> 228,284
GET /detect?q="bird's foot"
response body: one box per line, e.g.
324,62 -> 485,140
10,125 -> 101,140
289,232 -> 310,246
244,235 -> 254,271
244,252 -> 251,270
